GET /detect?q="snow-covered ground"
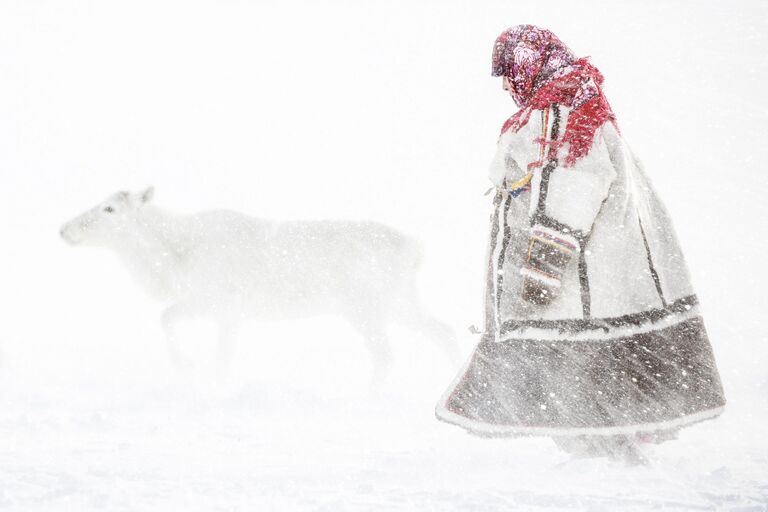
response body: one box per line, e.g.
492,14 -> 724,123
1,1 -> 767,510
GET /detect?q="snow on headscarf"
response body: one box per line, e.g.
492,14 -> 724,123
492,25 -> 617,167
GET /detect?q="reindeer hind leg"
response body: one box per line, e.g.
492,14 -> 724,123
162,303 -> 193,368
215,317 -> 240,382
346,313 -> 392,386
394,292 -> 462,365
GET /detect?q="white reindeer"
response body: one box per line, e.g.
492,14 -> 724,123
60,187 -> 459,380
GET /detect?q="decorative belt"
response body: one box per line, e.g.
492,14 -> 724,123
506,171 -> 533,197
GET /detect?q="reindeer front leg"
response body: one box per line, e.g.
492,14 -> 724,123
161,303 -> 192,368
215,317 -> 240,381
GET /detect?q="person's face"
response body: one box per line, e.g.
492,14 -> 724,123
502,76 -> 514,98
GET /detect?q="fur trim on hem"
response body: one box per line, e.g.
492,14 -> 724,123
434,403 -> 724,438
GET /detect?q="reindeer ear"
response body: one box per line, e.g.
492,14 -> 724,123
141,186 -> 155,203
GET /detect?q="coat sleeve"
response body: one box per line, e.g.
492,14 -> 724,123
488,116 -> 544,188
520,126 -> 617,305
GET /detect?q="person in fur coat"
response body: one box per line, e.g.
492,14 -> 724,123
435,25 -> 726,463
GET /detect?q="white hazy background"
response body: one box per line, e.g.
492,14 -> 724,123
1,1 -> 767,510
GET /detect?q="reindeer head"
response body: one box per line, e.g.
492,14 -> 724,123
60,187 -> 155,246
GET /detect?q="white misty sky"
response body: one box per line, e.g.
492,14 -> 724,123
0,2 -> 767,510
0,0 -> 766,399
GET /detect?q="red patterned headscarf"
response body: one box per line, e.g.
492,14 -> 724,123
492,25 -> 617,167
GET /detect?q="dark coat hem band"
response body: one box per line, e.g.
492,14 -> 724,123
500,294 -> 698,334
